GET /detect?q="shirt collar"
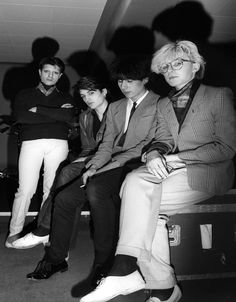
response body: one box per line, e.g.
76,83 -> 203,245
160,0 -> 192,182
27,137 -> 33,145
37,83 -> 57,96
128,90 -> 149,107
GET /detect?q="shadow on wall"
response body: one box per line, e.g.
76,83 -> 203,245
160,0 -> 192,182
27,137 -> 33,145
105,2 -> 236,99
67,49 -> 112,112
152,0 -> 236,188
2,36 -> 70,112
152,0 -> 236,99
107,25 -> 170,97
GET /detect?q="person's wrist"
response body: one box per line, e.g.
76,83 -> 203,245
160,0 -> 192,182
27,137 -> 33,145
146,150 -> 162,161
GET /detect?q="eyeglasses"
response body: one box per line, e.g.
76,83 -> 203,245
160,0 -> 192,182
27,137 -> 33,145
159,58 -> 195,74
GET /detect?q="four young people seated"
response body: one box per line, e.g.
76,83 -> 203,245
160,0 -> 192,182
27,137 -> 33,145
7,41 -> 236,302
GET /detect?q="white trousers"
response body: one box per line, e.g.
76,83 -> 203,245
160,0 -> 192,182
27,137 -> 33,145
117,165 -> 212,289
9,139 -> 68,236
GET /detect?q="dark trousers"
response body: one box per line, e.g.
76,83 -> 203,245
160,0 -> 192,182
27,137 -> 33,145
47,162 -> 140,265
37,161 -> 86,231
85,163 -> 140,268
47,163 -> 87,262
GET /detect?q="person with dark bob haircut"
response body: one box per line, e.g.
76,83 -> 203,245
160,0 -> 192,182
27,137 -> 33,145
5,56 -> 75,248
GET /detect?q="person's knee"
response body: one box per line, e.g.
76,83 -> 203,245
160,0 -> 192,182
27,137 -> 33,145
15,186 -> 35,200
58,165 -> 71,181
86,180 -> 103,207
123,170 -> 142,187
54,190 -> 73,211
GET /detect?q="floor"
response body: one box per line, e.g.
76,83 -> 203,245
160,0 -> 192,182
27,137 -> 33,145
1,215 -> 236,302
0,174 -> 236,302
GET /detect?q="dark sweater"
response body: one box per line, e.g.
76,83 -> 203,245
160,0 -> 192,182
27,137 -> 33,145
13,87 -> 75,141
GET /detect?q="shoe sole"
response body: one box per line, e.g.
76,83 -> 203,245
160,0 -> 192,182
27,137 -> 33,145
173,286 -> 182,302
120,283 -> 145,296
13,241 -> 48,249
147,285 -> 182,302
84,283 -> 146,302
27,267 -> 68,281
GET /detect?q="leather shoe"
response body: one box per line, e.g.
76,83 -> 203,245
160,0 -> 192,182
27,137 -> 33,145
146,285 -> 182,302
27,259 -> 68,280
11,232 -> 49,249
80,270 -> 145,302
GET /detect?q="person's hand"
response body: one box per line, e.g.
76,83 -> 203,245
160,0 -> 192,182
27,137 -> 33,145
146,154 -> 169,179
29,107 -> 37,113
61,103 -> 73,108
82,168 -> 97,186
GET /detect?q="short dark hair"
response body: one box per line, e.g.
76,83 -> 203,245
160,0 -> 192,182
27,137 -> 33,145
39,57 -> 65,73
75,76 -> 107,92
109,54 -> 151,81
74,76 -> 112,103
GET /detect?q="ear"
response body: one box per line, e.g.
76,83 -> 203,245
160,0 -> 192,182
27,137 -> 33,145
38,69 -> 42,77
102,88 -> 107,96
192,62 -> 200,74
143,77 -> 149,85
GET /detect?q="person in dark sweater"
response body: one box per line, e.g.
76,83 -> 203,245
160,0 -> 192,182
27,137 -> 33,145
5,57 -> 76,248
11,76 -> 110,249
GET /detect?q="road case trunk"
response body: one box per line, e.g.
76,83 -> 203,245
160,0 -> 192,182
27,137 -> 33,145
168,190 -> 236,280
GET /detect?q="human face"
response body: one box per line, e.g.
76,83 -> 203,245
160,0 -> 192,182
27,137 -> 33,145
80,88 -> 107,110
39,64 -> 62,86
161,56 -> 198,90
117,79 -> 147,102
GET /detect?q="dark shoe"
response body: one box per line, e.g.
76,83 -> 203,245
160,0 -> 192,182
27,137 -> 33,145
26,259 -> 68,280
71,264 -> 107,298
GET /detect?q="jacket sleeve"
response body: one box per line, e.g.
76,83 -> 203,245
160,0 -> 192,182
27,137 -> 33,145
86,105 -> 116,169
77,111 -> 95,157
178,87 -> 236,163
144,100 -> 175,156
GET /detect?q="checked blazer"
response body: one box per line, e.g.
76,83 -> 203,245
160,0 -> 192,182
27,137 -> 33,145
149,84 -> 236,195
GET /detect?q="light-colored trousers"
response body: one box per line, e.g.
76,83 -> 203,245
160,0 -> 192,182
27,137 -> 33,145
9,139 -> 68,236
117,165 -> 212,289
